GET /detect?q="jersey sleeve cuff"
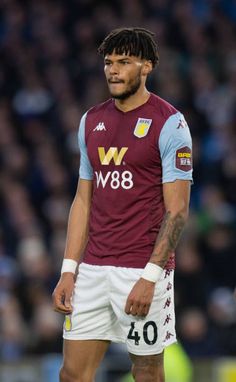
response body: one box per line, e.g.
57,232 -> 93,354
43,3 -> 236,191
162,175 -> 193,183
79,172 -> 93,180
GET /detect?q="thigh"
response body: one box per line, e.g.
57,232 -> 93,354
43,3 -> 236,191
129,351 -> 164,382
62,339 -> 110,380
110,268 -> 176,355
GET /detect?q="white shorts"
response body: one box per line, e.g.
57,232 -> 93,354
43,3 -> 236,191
63,263 -> 176,355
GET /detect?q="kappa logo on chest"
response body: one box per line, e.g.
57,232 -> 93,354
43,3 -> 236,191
93,122 -> 106,132
134,118 -> 152,138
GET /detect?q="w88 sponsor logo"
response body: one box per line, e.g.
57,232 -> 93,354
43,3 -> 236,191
95,170 -> 133,189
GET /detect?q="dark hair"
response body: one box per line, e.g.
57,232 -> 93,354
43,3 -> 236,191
98,27 -> 159,67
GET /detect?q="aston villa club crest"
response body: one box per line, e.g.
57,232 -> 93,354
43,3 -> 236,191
64,315 -> 72,331
134,118 -> 152,138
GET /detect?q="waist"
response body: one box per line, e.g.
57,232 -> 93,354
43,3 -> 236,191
83,250 -> 175,270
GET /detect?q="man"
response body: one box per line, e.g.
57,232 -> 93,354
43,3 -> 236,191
53,27 -> 193,382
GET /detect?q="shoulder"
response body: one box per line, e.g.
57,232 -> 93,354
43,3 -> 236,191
149,94 -> 191,139
86,99 -> 113,118
83,99 -> 113,138
148,93 -> 179,122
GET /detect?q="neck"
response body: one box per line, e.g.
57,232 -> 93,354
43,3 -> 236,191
114,87 -> 150,112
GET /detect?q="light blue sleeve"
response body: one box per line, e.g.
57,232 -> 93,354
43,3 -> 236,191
78,113 -> 93,180
158,112 -> 193,183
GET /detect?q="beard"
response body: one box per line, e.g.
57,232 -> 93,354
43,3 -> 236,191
108,73 -> 142,100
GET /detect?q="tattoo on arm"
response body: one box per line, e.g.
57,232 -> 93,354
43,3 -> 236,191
151,211 -> 186,268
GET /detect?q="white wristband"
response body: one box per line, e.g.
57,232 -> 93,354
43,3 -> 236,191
141,263 -> 163,283
61,259 -> 78,274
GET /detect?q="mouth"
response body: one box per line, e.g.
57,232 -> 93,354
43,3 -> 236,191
108,79 -> 124,84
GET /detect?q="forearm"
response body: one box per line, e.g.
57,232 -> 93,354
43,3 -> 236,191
150,209 -> 188,268
53,180 -> 92,312
63,179 -> 92,266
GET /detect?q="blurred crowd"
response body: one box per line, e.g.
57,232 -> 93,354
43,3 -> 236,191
0,0 -> 236,364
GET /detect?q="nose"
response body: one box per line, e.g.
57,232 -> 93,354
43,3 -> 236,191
109,62 -> 119,75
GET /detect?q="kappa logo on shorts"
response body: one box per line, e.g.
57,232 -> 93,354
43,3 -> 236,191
164,269 -> 172,278
164,314 -> 172,325
164,297 -> 171,309
164,331 -> 174,342
134,118 -> 152,138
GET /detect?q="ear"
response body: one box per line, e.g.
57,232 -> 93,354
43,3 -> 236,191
142,60 -> 153,76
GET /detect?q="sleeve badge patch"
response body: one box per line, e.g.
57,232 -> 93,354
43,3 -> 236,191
175,146 -> 192,171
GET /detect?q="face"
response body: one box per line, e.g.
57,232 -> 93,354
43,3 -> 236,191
104,53 -> 146,100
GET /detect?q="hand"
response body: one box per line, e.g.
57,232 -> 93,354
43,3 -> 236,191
125,278 -> 155,317
52,273 -> 75,314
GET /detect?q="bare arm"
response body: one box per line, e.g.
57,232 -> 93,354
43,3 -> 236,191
125,179 -> 191,317
63,178 -> 93,263
52,178 -> 93,313
149,179 -> 190,268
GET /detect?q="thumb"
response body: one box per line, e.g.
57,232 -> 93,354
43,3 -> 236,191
64,292 -> 72,309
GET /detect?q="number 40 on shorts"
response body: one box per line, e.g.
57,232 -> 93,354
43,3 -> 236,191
127,321 -> 158,346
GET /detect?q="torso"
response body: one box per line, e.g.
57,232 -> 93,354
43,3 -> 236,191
82,93 -> 178,268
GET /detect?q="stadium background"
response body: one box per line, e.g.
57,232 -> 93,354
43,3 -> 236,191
0,0 -> 236,381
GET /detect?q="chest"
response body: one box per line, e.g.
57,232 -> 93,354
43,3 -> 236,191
86,111 -> 161,170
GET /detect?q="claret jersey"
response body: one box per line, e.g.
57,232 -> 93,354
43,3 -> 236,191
78,93 -> 193,269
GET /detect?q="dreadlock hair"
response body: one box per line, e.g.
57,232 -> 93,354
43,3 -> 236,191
98,27 -> 159,68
